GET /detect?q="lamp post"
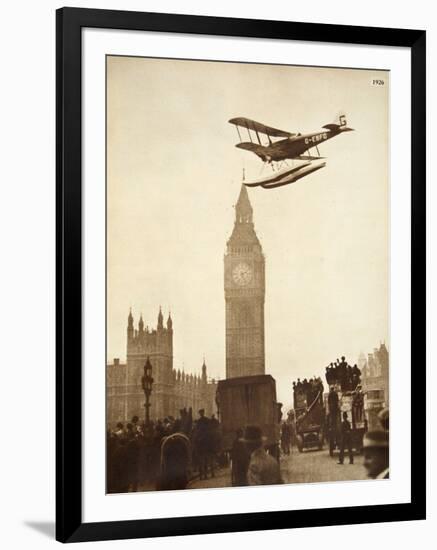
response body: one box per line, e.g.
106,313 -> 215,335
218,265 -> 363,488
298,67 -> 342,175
141,356 -> 154,430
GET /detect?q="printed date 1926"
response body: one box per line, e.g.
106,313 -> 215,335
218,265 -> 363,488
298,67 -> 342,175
371,78 -> 385,86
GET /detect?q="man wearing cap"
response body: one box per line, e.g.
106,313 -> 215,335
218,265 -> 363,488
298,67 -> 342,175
244,425 -> 283,486
363,430 -> 389,479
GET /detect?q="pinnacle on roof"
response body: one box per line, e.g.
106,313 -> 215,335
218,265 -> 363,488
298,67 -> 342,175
157,306 -> 163,328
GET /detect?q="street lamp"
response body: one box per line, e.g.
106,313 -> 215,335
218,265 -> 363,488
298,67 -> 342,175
141,356 -> 154,429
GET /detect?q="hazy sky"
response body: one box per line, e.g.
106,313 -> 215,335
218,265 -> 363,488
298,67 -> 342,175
107,56 -> 389,407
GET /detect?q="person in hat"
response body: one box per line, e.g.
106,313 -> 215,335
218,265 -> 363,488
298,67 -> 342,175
378,408 -> 389,431
192,408 -> 211,480
280,421 -> 291,456
363,430 -> 389,479
328,385 -> 339,414
338,411 -> 354,465
244,425 -> 283,486
114,421 -> 124,438
231,428 -> 250,486
131,415 -> 141,434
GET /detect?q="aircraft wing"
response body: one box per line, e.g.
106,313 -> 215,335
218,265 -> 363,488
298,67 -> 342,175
229,117 -> 296,138
298,155 -> 326,161
235,142 -> 268,155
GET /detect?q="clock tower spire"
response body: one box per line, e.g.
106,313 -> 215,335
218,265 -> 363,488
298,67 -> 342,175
224,184 -> 265,378
235,183 -> 253,224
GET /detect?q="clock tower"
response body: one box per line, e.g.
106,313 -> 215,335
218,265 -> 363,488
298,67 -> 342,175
224,184 -> 265,378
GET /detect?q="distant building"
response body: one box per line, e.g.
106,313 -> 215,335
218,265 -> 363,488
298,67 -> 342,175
357,351 -> 367,373
224,184 -> 265,378
360,342 -> 389,403
106,309 -> 217,427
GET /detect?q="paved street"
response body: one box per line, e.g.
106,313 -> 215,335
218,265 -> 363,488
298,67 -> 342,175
188,447 -> 368,490
280,448 -> 368,485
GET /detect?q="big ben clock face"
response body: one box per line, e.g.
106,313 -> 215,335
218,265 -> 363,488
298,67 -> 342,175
232,262 -> 253,286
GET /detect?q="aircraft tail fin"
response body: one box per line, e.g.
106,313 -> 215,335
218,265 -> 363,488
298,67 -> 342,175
323,112 -> 354,132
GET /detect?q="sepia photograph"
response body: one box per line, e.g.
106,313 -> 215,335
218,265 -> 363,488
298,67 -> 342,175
105,55 -> 390,494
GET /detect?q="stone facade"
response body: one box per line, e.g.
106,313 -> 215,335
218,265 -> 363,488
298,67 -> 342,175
107,309 -> 217,427
224,184 -> 265,378
359,343 -> 389,402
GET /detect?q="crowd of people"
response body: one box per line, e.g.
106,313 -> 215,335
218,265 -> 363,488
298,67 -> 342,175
107,384 -> 389,492
292,376 -> 324,408
107,408 -> 222,493
325,356 -> 361,391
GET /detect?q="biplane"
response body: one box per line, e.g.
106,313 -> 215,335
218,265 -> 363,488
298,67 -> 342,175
228,113 -> 353,188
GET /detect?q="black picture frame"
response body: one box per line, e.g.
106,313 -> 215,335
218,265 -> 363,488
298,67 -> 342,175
56,7 -> 426,543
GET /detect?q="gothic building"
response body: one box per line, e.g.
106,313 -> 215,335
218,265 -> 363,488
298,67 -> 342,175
106,309 -> 217,427
224,184 -> 265,378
